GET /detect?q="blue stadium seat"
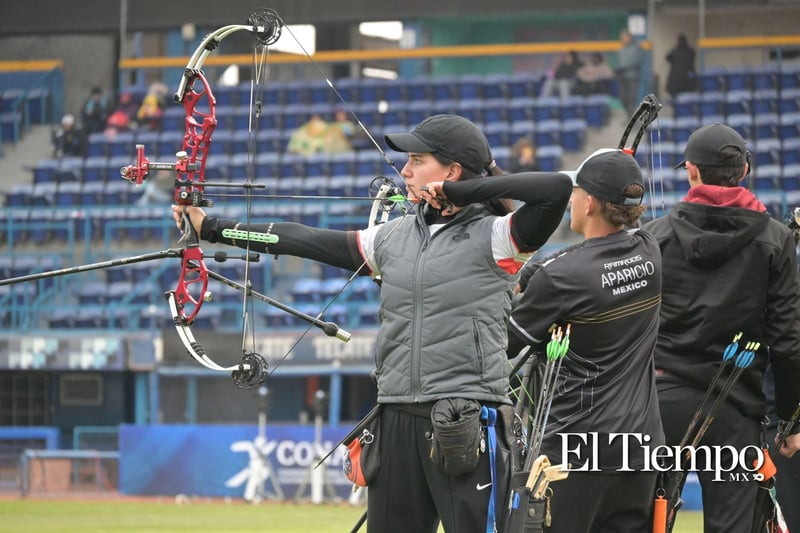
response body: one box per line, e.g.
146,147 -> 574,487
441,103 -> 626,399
329,152 -> 356,176
430,76 -> 458,101
751,67 -> 778,90
782,138 -> 800,165
31,159 -> 60,184
532,97 -> 560,122
483,98 -> 508,124
559,96 -> 586,121
255,128 -> 283,153
560,119 -> 587,152
455,99 -> 483,123
752,138 -> 781,166
585,94 -> 610,127
507,97 -> 534,122
405,78 -> 431,102
84,132 -> 108,157
456,74 -> 484,100
753,113 -> 779,138
533,120 -> 561,148
778,88 -> 800,114
536,145 -> 563,172
484,122 -> 510,149
358,78 -> 384,103
697,68 -> 725,92
482,73 -> 510,100
752,89 -> 778,114
507,72 -> 539,99
255,152 -> 280,178
724,90 -> 752,116
672,92 -> 700,118
55,182 -> 83,207
751,164 -> 781,190
700,92 -> 726,119
405,100 -> 432,126
781,164 -> 800,190
724,68 -> 751,91
727,114 -> 754,141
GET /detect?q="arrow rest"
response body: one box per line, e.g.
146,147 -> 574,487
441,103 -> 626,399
232,352 -> 269,389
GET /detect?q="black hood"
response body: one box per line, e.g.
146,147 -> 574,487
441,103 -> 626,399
667,202 -> 771,268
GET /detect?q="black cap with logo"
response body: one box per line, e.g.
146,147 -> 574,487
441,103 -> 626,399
384,114 -> 492,175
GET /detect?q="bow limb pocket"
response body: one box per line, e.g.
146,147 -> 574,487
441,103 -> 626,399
429,398 -> 483,476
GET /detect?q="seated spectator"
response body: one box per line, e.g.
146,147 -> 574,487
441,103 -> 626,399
509,137 -> 541,173
287,114 -> 352,156
137,82 -> 168,131
80,86 -> 111,134
574,52 -> 615,96
104,92 -> 139,138
52,114 -> 86,158
540,51 -> 583,99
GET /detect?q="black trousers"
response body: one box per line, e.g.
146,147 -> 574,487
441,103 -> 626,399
545,470 -> 657,533
658,380 -> 760,533
366,405 -> 512,533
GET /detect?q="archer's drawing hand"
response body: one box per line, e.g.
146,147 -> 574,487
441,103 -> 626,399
419,181 -> 454,213
171,205 -> 207,236
777,432 -> 800,459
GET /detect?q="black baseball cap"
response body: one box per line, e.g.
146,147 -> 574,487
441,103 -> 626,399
384,114 -> 492,175
568,148 -> 644,206
674,123 -> 747,169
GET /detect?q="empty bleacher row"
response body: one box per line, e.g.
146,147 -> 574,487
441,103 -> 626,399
631,65 -> 800,194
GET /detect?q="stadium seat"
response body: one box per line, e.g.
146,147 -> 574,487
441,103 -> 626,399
697,68 -> 725,92
782,137 -> 800,165
724,90 -> 752,117
536,145 -> 563,172
752,89 -> 778,114
672,92 -> 700,118
507,97 -> 535,122
700,92 -> 726,119
456,74 -> 484,100
753,113 -> 779,138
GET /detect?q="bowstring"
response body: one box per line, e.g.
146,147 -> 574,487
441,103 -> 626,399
240,35 -> 269,359
256,19 -> 418,376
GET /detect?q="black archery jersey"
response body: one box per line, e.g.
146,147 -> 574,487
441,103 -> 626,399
508,229 -> 665,470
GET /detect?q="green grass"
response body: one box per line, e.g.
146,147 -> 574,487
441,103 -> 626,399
0,498 -> 705,532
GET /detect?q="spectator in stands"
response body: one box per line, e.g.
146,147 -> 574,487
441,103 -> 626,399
287,114 -> 352,156
80,86 -> 111,134
104,92 -> 138,138
615,30 -> 644,113
509,137 -> 541,173
665,33 -> 697,100
574,52 -> 615,96
540,51 -> 583,99
172,114 -> 573,533
137,82 -> 168,131
51,114 -> 86,158
644,123 -> 800,533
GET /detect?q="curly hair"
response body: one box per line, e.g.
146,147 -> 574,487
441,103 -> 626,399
598,184 -> 646,227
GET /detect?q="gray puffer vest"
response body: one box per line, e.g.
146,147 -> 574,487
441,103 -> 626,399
372,205 -> 517,404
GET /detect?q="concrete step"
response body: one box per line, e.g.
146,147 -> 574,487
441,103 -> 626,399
0,124 -> 54,193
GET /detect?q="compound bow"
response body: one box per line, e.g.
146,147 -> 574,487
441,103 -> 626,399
120,9 -> 409,388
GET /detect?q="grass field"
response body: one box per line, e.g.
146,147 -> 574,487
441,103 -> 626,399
0,497 -> 705,532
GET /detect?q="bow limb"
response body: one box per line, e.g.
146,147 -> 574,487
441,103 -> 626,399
618,93 -> 662,156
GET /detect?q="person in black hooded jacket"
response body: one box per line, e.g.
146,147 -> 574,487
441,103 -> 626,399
644,123 -> 800,533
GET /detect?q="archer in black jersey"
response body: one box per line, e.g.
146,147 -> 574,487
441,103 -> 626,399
508,149 -> 664,533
